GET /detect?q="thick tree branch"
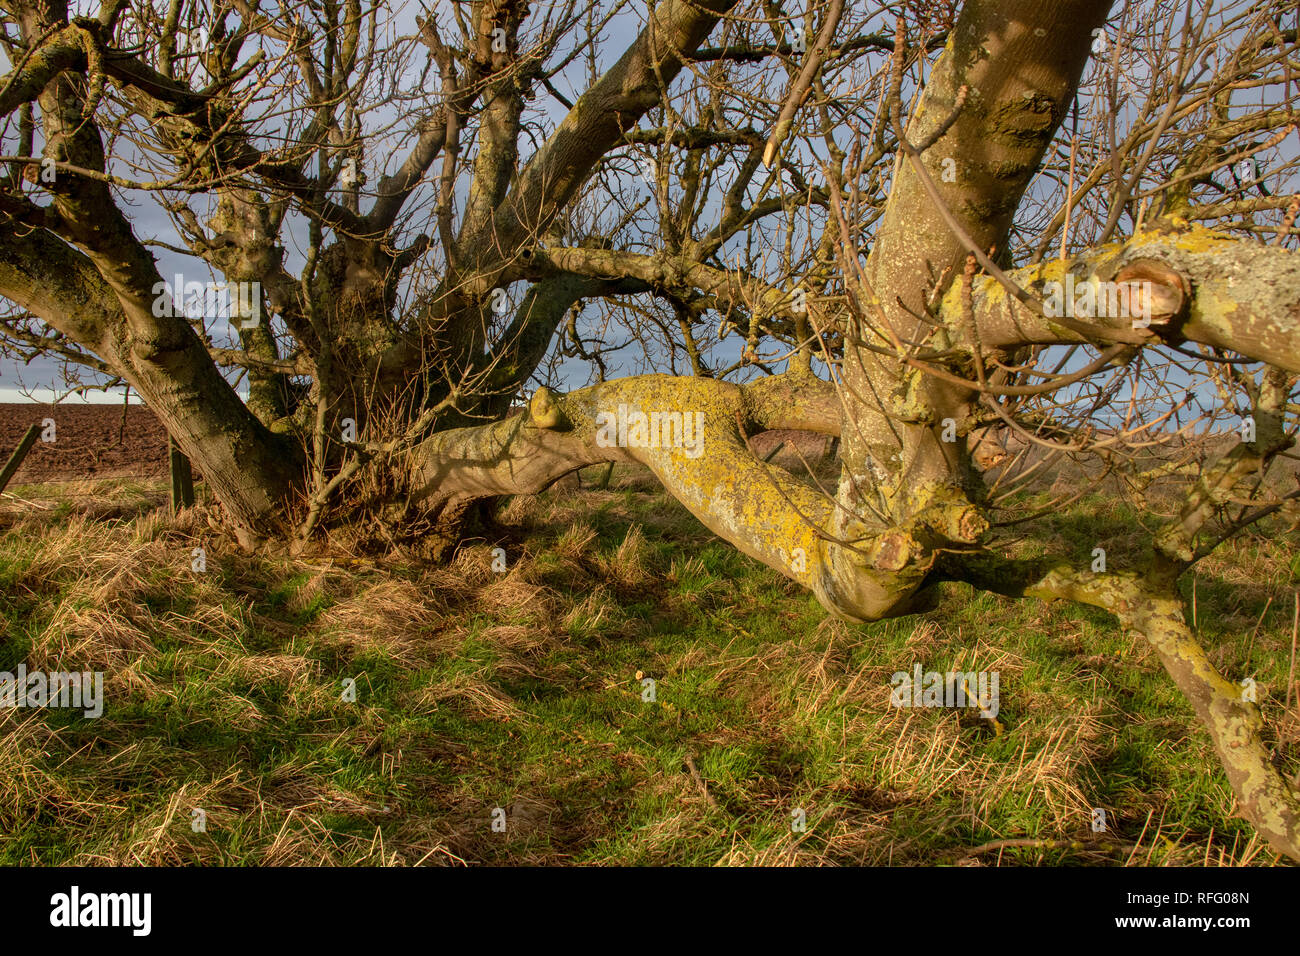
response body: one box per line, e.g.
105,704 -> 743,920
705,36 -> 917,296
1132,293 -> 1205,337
963,225 -> 1300,372
402,372 -> 952,622
935,554 -> 1300,860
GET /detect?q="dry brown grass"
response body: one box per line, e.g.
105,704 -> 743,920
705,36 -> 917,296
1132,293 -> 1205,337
1,469 -> 1296,866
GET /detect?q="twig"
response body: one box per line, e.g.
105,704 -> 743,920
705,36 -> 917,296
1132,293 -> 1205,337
960,837 -> 1139,862
1060,98 -> 1078,260
1287,592 -> 1298,712
762,0 -> 847,167
1275,194 -> 1300,246
1243,596 -> 1273,671
683,754 -> 719,809
0,490 -> 55,510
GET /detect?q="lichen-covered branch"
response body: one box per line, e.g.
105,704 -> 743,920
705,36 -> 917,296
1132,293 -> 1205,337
1117,587 -> 1300,862
402,372 -> 983,621
935,556 -> 1300,862
959,225 -> 1300,372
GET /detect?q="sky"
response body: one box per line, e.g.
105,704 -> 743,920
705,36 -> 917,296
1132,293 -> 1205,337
0,0 -> 650,402
0,0 -> 1292,438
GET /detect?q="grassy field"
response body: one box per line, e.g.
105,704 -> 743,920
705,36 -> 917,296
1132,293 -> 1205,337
1,465 -> 1297,866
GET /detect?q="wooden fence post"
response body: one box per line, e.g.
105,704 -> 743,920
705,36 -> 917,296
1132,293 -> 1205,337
169,438 -> 195,513
0,424 -> 40,496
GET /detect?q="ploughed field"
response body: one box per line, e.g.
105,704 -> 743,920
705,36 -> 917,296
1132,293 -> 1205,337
0,403 -> 169,483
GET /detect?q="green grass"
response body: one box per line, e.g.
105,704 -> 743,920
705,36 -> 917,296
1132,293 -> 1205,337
0,471 -> 1296,865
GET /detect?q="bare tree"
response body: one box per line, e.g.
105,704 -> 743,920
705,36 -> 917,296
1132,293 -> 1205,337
2,0 -> 1299,858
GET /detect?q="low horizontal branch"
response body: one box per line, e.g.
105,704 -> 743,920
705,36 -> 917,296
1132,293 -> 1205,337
402,372 -> 954,621
960,226 -> 1300,371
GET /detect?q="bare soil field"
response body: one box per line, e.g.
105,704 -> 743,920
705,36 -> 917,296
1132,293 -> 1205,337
0,403 -> 169,483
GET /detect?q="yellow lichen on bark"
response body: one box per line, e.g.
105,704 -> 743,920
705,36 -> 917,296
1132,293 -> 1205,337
408,372 -> 969,621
